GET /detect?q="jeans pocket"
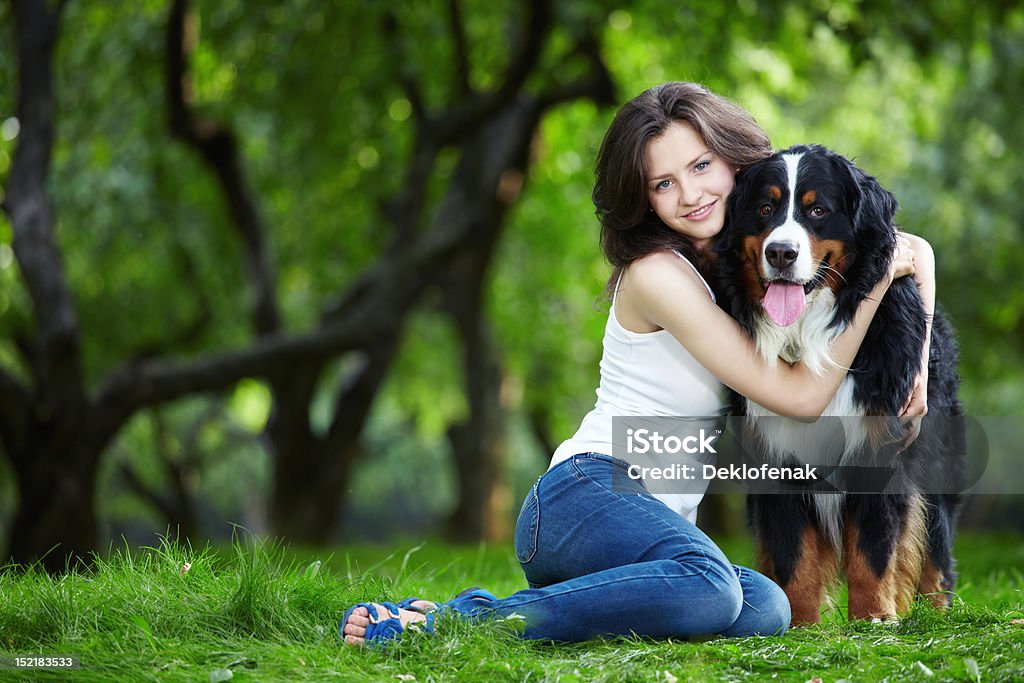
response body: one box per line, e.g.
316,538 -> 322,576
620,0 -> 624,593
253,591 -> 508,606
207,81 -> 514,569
514,481 -> 540,564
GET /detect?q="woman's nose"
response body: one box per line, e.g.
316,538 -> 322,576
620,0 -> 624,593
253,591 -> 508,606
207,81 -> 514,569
678,181 -> 702,207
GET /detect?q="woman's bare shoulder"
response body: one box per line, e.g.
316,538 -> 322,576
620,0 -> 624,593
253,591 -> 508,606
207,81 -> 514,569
626,251 -> 709,297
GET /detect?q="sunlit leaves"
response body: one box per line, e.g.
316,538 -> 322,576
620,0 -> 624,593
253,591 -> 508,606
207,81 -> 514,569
4,1 -> 1024,544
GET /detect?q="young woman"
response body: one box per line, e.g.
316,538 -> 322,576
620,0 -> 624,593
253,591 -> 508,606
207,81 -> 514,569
341,82 -> 932,645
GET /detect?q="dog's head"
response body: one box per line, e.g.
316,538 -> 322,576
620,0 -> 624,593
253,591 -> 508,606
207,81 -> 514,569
717,144 -> 898,330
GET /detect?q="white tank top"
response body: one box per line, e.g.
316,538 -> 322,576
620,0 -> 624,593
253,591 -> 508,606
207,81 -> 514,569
549,251 -> 727,522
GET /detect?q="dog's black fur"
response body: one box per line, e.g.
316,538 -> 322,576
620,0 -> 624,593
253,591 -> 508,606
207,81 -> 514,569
715,144 -> 966,622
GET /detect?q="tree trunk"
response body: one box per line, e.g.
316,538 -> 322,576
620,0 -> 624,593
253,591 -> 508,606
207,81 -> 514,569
0,0 -> 615,569
429,31 -> 615,542
8,432 -> 99,572
2,0 -> 94,570
269,441 -> 362,543
439,107 -> 534,541
445,335 -> 508,542
267,338 -> 401,541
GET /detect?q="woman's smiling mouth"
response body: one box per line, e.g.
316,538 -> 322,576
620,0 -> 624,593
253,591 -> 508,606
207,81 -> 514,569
682,200 -> 717,220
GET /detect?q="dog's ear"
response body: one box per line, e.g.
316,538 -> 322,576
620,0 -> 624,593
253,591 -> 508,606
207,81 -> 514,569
830,153 -> 900,313
857,173 -> 898,238
826,152 -> 898,236
847,162 -> 899,241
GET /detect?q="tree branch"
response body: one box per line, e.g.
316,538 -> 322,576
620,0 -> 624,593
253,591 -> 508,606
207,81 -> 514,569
430,0 -> 552,144
538,30 -> 616,110
94,97 -> 487,452
447,0 -> 472,97
95,321 -> 371,425
166,0 -> 281,335
377,10 -> 437,248
374,1 -> 552,246
382,9 -> 428,125
494,0 -> 549,101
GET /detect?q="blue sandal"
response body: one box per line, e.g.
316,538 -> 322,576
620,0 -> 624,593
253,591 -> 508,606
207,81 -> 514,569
339,588 -> 497,646
339,601 -> 436,647
395,596 -> 432,611
393,588 -> 497,615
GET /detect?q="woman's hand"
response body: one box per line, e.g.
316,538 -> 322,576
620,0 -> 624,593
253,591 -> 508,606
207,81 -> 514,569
898,365 -> 929,450
890,234 -> 917,281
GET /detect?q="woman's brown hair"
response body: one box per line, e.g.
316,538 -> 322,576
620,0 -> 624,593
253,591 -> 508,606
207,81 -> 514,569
593,82 -> 772,298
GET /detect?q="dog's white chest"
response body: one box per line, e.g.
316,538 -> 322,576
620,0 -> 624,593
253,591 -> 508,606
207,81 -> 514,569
753,289 -> 840,375
746,377 -> 867,466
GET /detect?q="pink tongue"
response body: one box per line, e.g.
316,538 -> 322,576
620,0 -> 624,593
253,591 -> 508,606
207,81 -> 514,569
763,283 -> 806,327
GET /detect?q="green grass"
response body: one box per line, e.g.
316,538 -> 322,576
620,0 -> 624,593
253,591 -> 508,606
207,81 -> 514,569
0,533 -> 1022,682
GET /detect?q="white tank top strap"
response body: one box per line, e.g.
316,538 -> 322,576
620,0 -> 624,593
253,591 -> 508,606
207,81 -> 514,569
613,250 -> 715,305
671,249 -> 715,301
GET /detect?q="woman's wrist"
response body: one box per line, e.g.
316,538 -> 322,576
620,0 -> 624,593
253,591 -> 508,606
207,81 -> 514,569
872,272 -> 894,298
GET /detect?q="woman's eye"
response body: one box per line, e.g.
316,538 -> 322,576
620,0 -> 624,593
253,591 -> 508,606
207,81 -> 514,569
695,160 -> 710,172
758,203 -> 773,217
809,206 -> 827,218
655,180 -> 672,190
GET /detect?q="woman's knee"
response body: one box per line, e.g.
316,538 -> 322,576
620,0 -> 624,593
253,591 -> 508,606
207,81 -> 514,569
720,569 -> 791,637
698,559 -> 745,631
761,578 -> 791,635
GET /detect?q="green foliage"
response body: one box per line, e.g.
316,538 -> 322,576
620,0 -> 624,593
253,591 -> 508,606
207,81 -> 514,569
0,534 -> 1021,681
2,0 -> 1023,545
95,398 -> 270,537
511,1 -> 1024,417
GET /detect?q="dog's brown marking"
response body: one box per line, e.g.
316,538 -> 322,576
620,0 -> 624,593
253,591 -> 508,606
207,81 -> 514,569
762,526 -> 837,625
808,237 -> 850,295
741,234 -> 767,300
802,190 -> 817,205
843,501 -> 927,621
768,185 -> 782,201
917,559 -> 951,609
862,410 -> 901,449
891,495 -> 928,614
843,521 -> 896,620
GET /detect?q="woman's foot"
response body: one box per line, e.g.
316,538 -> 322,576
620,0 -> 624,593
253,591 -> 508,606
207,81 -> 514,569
341,600 -> 437,646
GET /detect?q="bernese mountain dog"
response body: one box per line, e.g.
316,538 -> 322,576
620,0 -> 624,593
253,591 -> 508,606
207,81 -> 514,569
716,144 -> 966,624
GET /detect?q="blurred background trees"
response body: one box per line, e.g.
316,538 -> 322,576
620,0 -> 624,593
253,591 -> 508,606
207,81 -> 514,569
0,0 -> 1021,569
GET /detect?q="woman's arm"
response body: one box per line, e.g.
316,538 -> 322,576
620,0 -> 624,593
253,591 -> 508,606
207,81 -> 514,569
897,232 -> 935,441
621,239 -> 915,419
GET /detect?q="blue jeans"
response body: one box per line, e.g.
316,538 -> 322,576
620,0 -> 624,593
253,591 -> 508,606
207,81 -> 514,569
450,453 -> 790,641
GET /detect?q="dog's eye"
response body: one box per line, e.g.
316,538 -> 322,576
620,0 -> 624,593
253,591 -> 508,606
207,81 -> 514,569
757,203 -> 773,217
809,206 -> 827,218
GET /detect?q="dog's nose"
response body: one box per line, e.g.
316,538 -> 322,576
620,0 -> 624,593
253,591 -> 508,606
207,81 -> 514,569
765,241 -> 799,270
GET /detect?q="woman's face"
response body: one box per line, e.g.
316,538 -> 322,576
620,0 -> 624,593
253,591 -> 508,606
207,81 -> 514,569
644,121 -> 736,252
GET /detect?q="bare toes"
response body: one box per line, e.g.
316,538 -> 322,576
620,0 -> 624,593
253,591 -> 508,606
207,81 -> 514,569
346,606 -> 370,626
343,621 -> 366,637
